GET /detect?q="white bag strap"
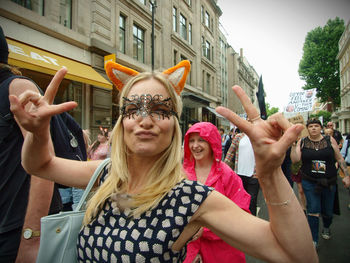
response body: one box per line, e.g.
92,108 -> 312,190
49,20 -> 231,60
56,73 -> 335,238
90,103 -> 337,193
75,158 -> 110,211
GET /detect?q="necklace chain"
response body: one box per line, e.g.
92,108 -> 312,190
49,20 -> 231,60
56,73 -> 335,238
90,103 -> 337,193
310,138 -> 322,151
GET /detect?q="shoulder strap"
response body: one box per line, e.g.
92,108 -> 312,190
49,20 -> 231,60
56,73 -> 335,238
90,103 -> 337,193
75,158 -> 110,211
300,137 -> 305,149
325,135 -> 332,147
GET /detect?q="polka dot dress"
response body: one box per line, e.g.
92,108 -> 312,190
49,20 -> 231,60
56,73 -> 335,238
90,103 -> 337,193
77,179 -> 213,262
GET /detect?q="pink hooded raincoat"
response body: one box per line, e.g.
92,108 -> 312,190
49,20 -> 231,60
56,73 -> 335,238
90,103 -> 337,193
183,122 -> 251,263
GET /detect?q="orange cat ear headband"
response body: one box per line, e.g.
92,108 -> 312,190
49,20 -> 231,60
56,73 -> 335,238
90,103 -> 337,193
105,60 -> 191,95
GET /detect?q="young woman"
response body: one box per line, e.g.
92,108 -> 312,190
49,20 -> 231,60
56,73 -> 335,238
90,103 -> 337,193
87,127 -> 109,160
9,61 -> 319,262
291,118 -> 350,247
183,122 -> 250,262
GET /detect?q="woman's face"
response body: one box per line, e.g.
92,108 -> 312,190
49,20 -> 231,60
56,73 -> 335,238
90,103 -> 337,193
307,123 -> 322,137
122,78 -> 176,158
97,133 -> 107,143
188,133 -> 213,162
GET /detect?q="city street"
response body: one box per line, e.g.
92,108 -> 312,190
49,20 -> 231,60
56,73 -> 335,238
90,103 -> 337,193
246,178 -> 350,263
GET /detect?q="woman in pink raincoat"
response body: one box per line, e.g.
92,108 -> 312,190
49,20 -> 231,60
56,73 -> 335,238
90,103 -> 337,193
183,122 -> 251,263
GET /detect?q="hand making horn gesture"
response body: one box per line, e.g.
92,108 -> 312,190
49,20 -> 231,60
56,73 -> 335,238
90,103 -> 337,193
216,85 -> 304,176
9,67 -> 77,135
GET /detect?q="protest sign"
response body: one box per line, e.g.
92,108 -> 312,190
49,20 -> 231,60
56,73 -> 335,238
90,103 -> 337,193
287,114 -> 309,138
284,89 -> 316,113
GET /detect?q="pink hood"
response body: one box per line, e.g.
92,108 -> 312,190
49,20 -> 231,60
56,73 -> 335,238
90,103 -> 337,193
183,122 -> 222,184
183,122 -> 250,207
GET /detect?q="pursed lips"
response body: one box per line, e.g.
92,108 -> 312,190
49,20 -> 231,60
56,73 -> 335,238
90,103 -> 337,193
135,131 -> 157,139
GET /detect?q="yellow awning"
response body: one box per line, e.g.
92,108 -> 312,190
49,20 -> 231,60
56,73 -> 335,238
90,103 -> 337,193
6,38 -> 112,90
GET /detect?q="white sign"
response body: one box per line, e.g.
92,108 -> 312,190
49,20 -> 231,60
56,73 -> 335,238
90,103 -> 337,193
284,89 -> 317,113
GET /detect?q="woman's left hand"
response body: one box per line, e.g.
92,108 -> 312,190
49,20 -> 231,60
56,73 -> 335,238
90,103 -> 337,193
343,175 -> 350,188
216,85 -> 304,177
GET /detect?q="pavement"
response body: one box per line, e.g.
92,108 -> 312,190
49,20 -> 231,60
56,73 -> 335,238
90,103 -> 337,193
246,178 -> 350,263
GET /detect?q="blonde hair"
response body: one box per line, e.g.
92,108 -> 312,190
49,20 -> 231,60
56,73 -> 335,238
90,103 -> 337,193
83,72 -> 186,224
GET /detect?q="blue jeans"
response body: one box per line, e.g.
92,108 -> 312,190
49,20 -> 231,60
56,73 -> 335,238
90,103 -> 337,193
58,187 -> 84,210
302,179 -> 336,243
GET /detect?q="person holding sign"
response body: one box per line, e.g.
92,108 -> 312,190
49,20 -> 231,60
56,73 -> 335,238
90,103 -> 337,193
291,118 -> 350,248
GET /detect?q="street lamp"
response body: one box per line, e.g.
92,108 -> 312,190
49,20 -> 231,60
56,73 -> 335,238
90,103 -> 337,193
149,0 -> 157,71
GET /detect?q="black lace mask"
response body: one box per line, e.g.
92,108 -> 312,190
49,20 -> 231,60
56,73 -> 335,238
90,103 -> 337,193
121,94 -> 178,120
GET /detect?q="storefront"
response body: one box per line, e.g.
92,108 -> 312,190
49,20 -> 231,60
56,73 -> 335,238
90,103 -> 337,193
7,38 -> 113,139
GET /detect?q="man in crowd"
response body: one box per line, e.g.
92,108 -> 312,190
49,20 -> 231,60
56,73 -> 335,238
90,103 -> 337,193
327,121 -> 343,149
0,26 -> 86,263
219,127 -> 229,160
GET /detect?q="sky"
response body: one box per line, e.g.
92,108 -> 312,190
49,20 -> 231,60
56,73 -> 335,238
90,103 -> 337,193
217,0 -> 350,111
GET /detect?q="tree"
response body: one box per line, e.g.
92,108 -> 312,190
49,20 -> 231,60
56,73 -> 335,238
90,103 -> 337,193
309,110 -> 332,124
298,17 -> 345,110
266,102 -> 279,117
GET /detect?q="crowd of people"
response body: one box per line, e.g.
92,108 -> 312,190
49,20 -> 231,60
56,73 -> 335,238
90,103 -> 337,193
1,22 -> 349,262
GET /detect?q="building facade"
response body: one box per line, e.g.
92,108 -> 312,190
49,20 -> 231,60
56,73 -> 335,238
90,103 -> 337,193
335,20 -> 350,134
227,46 -> 259,117
1,0 -> 114,139
1,0 -> 260,139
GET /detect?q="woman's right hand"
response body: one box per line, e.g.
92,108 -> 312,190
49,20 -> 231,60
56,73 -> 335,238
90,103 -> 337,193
216,86 -> 304,177
9,67 -> 77,135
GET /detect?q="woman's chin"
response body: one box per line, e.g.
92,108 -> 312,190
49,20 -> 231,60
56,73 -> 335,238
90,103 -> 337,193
192,154 -> 204,161
131,146 -> 164,158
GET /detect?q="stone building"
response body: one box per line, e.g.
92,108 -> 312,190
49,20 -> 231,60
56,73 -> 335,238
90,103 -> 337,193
335,20 -> 350,134
0,0 -> 259,138
227,46 -> 259,117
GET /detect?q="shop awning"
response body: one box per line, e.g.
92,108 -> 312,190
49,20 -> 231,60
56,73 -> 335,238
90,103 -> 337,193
205,106 -> 225,119
6,38 -> 112,90
182,91 -> 210,107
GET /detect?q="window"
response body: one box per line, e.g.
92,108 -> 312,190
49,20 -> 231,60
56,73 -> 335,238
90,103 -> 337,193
201,5 -> 204,23
202,70 -> 205,89
119,15 -> 126,53
205,11 -> 210,28
173,7 -> 177,32
173,50 -> 177,66
180,14 -> 187,40
62,82 -> 82,125
133,24 -> 145,63
184,0 -> 192,7
201,36 -> 205,56
205,41 -> 211,60
206,73 -> 211,93
12,0 -> 44,15
59,0 -> 72,28
189,23 -> 192,45
188,60 -> 192,85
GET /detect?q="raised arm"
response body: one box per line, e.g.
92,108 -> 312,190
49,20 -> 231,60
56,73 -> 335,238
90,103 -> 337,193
8,77 -> 56,262
330,136 -> 350,188
192,86 -> 318,263
9,68 -> 99,188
